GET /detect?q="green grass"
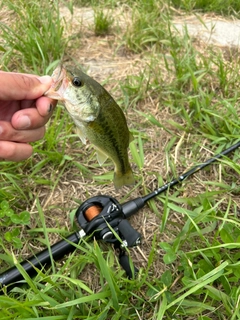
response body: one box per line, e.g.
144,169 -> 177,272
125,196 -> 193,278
1,0 -> 240,319
171,0 -> 240,16
94,8 -> 114,36
0,0 -> 66,73
124,1 -> 172,53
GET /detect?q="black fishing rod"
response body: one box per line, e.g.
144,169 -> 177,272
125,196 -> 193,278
1,140 -> 240,292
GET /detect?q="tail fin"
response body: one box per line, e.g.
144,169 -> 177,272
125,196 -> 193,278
113,168 -> 135,190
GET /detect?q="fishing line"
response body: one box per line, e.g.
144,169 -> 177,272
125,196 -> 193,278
85,204 -> 102,221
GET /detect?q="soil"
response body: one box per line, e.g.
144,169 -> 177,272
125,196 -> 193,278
2,4 -> 240,297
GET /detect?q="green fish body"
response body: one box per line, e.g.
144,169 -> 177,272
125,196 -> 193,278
45,65 -> 134,189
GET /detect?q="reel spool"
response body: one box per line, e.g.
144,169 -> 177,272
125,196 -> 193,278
76,195 -> 123,240
84,204 -> 102,221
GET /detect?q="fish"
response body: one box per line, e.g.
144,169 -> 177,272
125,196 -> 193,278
45,65 -> 135,189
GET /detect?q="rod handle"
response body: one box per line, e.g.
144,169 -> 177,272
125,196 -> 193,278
0,232 -> 80,291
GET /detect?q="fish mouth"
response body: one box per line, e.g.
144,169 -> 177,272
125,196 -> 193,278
44,65 -> 67,100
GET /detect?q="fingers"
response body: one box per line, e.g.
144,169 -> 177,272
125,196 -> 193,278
0,72 -> 56,162
0,71 -> 57,130
0,121 -> 45,143
36,96 -> 57,117
11,98 -> 57,130
0,72 -> 52,100
0,141 -> 33,161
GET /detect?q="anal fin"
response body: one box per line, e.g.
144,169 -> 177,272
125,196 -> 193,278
129,132 -> 134,143
76,127 -> 87,145
96,148 -> 108,166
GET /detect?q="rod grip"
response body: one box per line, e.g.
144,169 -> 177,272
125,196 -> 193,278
0,232 -> 80,291
121,197 -> 145,218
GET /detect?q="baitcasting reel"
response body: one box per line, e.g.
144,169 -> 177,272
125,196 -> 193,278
77,195 -> 141,247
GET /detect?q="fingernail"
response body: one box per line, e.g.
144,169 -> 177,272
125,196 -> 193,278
38,75 -> 52,85
48,104 -> 53,113
17,115 -> 31,129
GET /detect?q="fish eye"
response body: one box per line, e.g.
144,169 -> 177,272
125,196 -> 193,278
72,77 -> 83,87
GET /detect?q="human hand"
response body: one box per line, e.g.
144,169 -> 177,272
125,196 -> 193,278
0,71 -> 57,161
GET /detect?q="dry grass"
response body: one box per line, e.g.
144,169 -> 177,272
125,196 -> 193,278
1,2 -> 240,319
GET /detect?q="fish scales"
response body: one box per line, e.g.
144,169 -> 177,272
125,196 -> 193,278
88,108 -> 130,175
45,65 -> 135,189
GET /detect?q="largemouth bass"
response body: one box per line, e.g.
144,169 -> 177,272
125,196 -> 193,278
45,65 -> 134,189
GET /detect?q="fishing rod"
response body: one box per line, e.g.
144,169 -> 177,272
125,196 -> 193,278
1,140 -> 240,292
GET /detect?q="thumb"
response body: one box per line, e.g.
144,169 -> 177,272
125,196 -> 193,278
0,72 -> 52,101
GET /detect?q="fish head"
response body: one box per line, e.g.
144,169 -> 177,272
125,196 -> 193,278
45,65 -> 100,122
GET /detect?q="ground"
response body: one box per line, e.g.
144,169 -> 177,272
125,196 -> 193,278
1,2 -> 240,319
